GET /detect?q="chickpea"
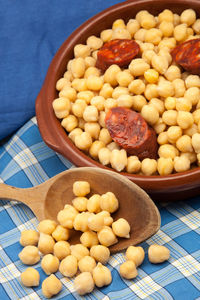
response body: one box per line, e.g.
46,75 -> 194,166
167,126 -> 182,143
165,65 -> 181,81
162,110 -> 177,126
141,158 -> 157,175
117,94 -> 134,108
134,28 -> 147,42
74,44 -> 91,58
181,152 -> 197,163
90,245 -> 110,264
90,140 -> 105,159
104,98 -> 117,112
116,70 -> 133,87
74,272 -> 95,295
100,29 -> 113,42
59,255 -> 78,277
184,123 -> 198,137
100,83 -> 114,99
140,42 -> 154,52
74,212 -> 91,232
21,267 -> 40,287
158,80 -> 174,98
176,135 -> 193,152
180,9 -> 196,26
80,231 -> 99,248
98,211 -> 113,226
19,245 -> 40,265
38,233 -> 55,255
112,218 -> 130,238
144,69 -> 159,84
177,111 -> 194,129
71,99 -> 87,118
99,111 -> 106,128
119,260 -> 138,280
97,226 -> 118,247
157,131 -> 168,145
141,105 -> 159,126
41,254 -> 59,275
107,141 -> 120,151
100,191 -> 119,213
42,274 -> 62,298
53,241 -> 71,260
61,115 -> 78,132
165,97 -> 176,110
136,10 -> 149,23
127,19 -> 140,37
84,122 -> 100,139
93,263 -> 112,287
173,13 -> 180,26
185,75 -> 200,88
184,87 -> 200,106
78,118 -> 85,130
126,156 -> 141,173
104,65 -> 121,86
159,21 -> 174,37
88,212 -> 104,232
174,24 -> 187,42
192,133 -> 200,153
20,230 -> 39,247
132,95 -> 147,112
148,244 -> 170,264
158,37 -> 176,50
87,35 -> 103,50
68,128 -> 83,143
112,27 -> 131,40
91,95 -> 105,111
87,194 -> 101,213
193,19 -> 200,34
110,149 -> 128,172
112,86 -> 129,99
157,157 -> 174,175
52,225 -> 70,242
72,197 -> 87,212
57,205 -> 78,229
78,256 -> 96,273
151,55 -> 169,74
153,118 -> 166,134
59,87 -> 77,102
176,97 -> 192,112
174,156 -> 191,172
71,57 -> 85,78
83,105 -> 98,122
85,67 -> 100,79
193,109 -> 200,124
73,180 -> 90,197
142,49 -> 156,64
149,98 -> 165,115
52,97 -> 71,119
70,244 -> 89,261
129,58 -> 150,76
158,9 -> 174,23
56,78 -> 70,91
128,79 -> 145,95
98,128 -> 112,145
158,144 -> 178,159
125,246 -> 145,267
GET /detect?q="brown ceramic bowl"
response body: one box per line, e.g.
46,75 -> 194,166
36,0 -> 200,201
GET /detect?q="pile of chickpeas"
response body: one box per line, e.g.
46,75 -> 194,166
52,8 -> 200,176
18,180 -> 170,297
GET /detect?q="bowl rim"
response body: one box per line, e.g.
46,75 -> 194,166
36,0 -> 200,193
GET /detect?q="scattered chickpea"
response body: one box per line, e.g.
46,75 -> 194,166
90,245 -> 110,264
112,218 -> 130,238
21,267 -> 40,287
38,220 -> 57,235
87,194 -> 101,213
38,233 -> 55,255
119,260 -> 138,279
80,231 -> 99,248
52,225 -> 70,242
57,205 -> 78,229
74,212 -> 91,232
100,191 -> 119,213
72,197 -> 88,212
74,272 -> 95,295
78,255 -> 96,273
148,244 -> 170,263
41,254 -> 59,275
70,244 -> 89,261
141,158 -> 157,175
125,246 -> 145,267
20,230 -> 39,247
97,226 -> 118,247
59,255 -> 78,277
98,211 -> 113,226
53,241 -> 71,260
19,245 -> 40,265
42,274 -> 62,299
93,263 -> 112,287
73,181 -> 90,197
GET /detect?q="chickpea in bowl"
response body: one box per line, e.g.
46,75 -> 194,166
36,0 -> 200,200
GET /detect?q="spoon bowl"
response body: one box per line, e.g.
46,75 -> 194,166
0,167 -> 160,252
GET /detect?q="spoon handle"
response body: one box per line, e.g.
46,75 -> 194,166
0,183 -> 47,220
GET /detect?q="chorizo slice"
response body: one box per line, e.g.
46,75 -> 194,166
171,38 -> 200,74
96,39 -> 140,72
105,107 -> 158,160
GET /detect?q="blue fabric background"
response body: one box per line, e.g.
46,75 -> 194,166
0,0 -> 123,141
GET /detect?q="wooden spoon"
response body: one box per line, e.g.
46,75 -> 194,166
0,167 -> 160,252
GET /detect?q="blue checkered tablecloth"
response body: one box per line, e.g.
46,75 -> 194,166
0,117 -> 200,300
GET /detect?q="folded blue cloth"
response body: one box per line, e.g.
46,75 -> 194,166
0,0 -> 122,140
0,118 -> 200,299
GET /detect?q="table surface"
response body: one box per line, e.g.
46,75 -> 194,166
0,117 -> 200,300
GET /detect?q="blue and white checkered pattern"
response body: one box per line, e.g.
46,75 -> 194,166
0,117 -> 200,300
